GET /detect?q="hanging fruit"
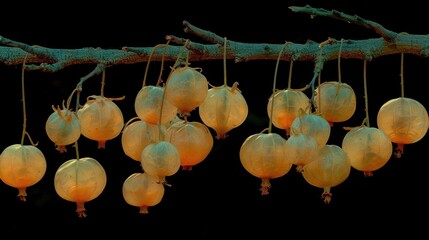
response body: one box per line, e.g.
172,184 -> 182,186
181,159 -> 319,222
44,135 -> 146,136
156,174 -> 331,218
342,126 -> 393,176
302,144 -> 351,204
45,105 -> 81,153
134,42 -> 177,125
0,144 -> 47,201
199,40 -> 248,139
134,85 -> 178,125
0,56 -> 47,201
165,118 -> 213,170
377,97 -> 429,157
314,81 -> 357,126
121,118 -> 165,162
289,112 -> 331,148
122,172 -> 165,214
141,141 -> 181,186
78,95 -> 125,149
54,157 -> 107,218
165,66 -> 208,116
199,82 -> 248,139
267,89 -> 310,136
284,133 -> 319,173
239,131 -> 292,195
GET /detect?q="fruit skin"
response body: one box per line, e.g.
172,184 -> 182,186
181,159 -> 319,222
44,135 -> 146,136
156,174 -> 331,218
165,67 -> 208,116
134,85 -> 178,125
267,89 -> 310,136
45,107 -> 81,153
54,157 -> 107,218
122,172 -> 165,214
314,81 -> 357,125
0,144 -> 47,201
199,83 -> 248,139
240,132 -> 292,195
78,95 -> 124,149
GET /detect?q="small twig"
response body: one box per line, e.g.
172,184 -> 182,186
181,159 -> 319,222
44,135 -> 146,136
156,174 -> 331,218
24,61 -> 68,72
183,20 -> 225,44
165,35 -> 207,53
0,35 -> 55,59
75,63 -> 107,108
289,5 -> 398,41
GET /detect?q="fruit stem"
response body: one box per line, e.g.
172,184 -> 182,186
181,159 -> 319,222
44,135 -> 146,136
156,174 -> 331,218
269,41 -> 288,133
363,60 -> 370,127
338,38 -> 344,84
223,37 -> 228,87
20,54 -> 28,145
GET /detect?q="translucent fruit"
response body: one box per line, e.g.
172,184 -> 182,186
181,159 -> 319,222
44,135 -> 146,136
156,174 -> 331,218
267,89 -> 310,136
284,133 -> 319,172
54,157 -> 107,218
121,119 -> 164,162
134,85 -> 178,125
314,81 -> 357,125
290,112 -> 331,148
342,126 -> 392,176
0,144 -> 47,201
122,172 -> 165,214
78,95 -> 124,149
165,119 -> 214,170
165,66 -> 208,116
199,82 -> 248,139
45,105 -> 81,153
377,97 -> 429,156
239,132 -> 292,195
302,144 -> 351,204
141,141 -> 181,185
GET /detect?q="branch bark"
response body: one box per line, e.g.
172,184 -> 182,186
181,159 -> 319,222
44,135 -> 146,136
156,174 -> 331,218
1,5 -> 429,74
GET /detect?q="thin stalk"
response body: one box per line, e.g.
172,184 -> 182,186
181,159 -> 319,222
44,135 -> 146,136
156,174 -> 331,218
142,43 -> 169,87
363,60 -> 370,127
338,38 -> 344,83
400,53 -> 405,97
100,69 -> 106,97
223,37 -> 228,87
158,40 -> 190,139
75,140 -> 80,160
156,41 -> 171,86
317,71 -> 321,114
74,87 -> 81,160
287,60 -> 294,89
269,42 -> 288,133
20,55 -> 28,145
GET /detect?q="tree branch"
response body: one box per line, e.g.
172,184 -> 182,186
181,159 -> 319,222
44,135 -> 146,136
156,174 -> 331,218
289,5 -> 398,41
1,5 -> 429,74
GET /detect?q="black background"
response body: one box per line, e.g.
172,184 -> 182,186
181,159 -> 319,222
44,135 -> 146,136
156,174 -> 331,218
1,0 -> 427,237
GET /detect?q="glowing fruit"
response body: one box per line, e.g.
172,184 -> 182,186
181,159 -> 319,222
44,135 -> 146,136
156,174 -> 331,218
165,66 -> 208,116
284,133 -> 318,172
314,81 -> 357,126
342,126 -> 392,176
54,157 -> 107,218
199,82 -> 248,139
267,89 -> 310,136
45,105 -> 80,153
165,119 -> 213,170
290,112 -> 331,148
121,119 -> 164,162
122,172 -> 165,214
239,132 -> 292,195
0,144 -> 47,201
141,141 -> 181,185
78,95 -> 124,149
302,144 -> 351,204
377,97 -> 428,156
134,85 -> 178,125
